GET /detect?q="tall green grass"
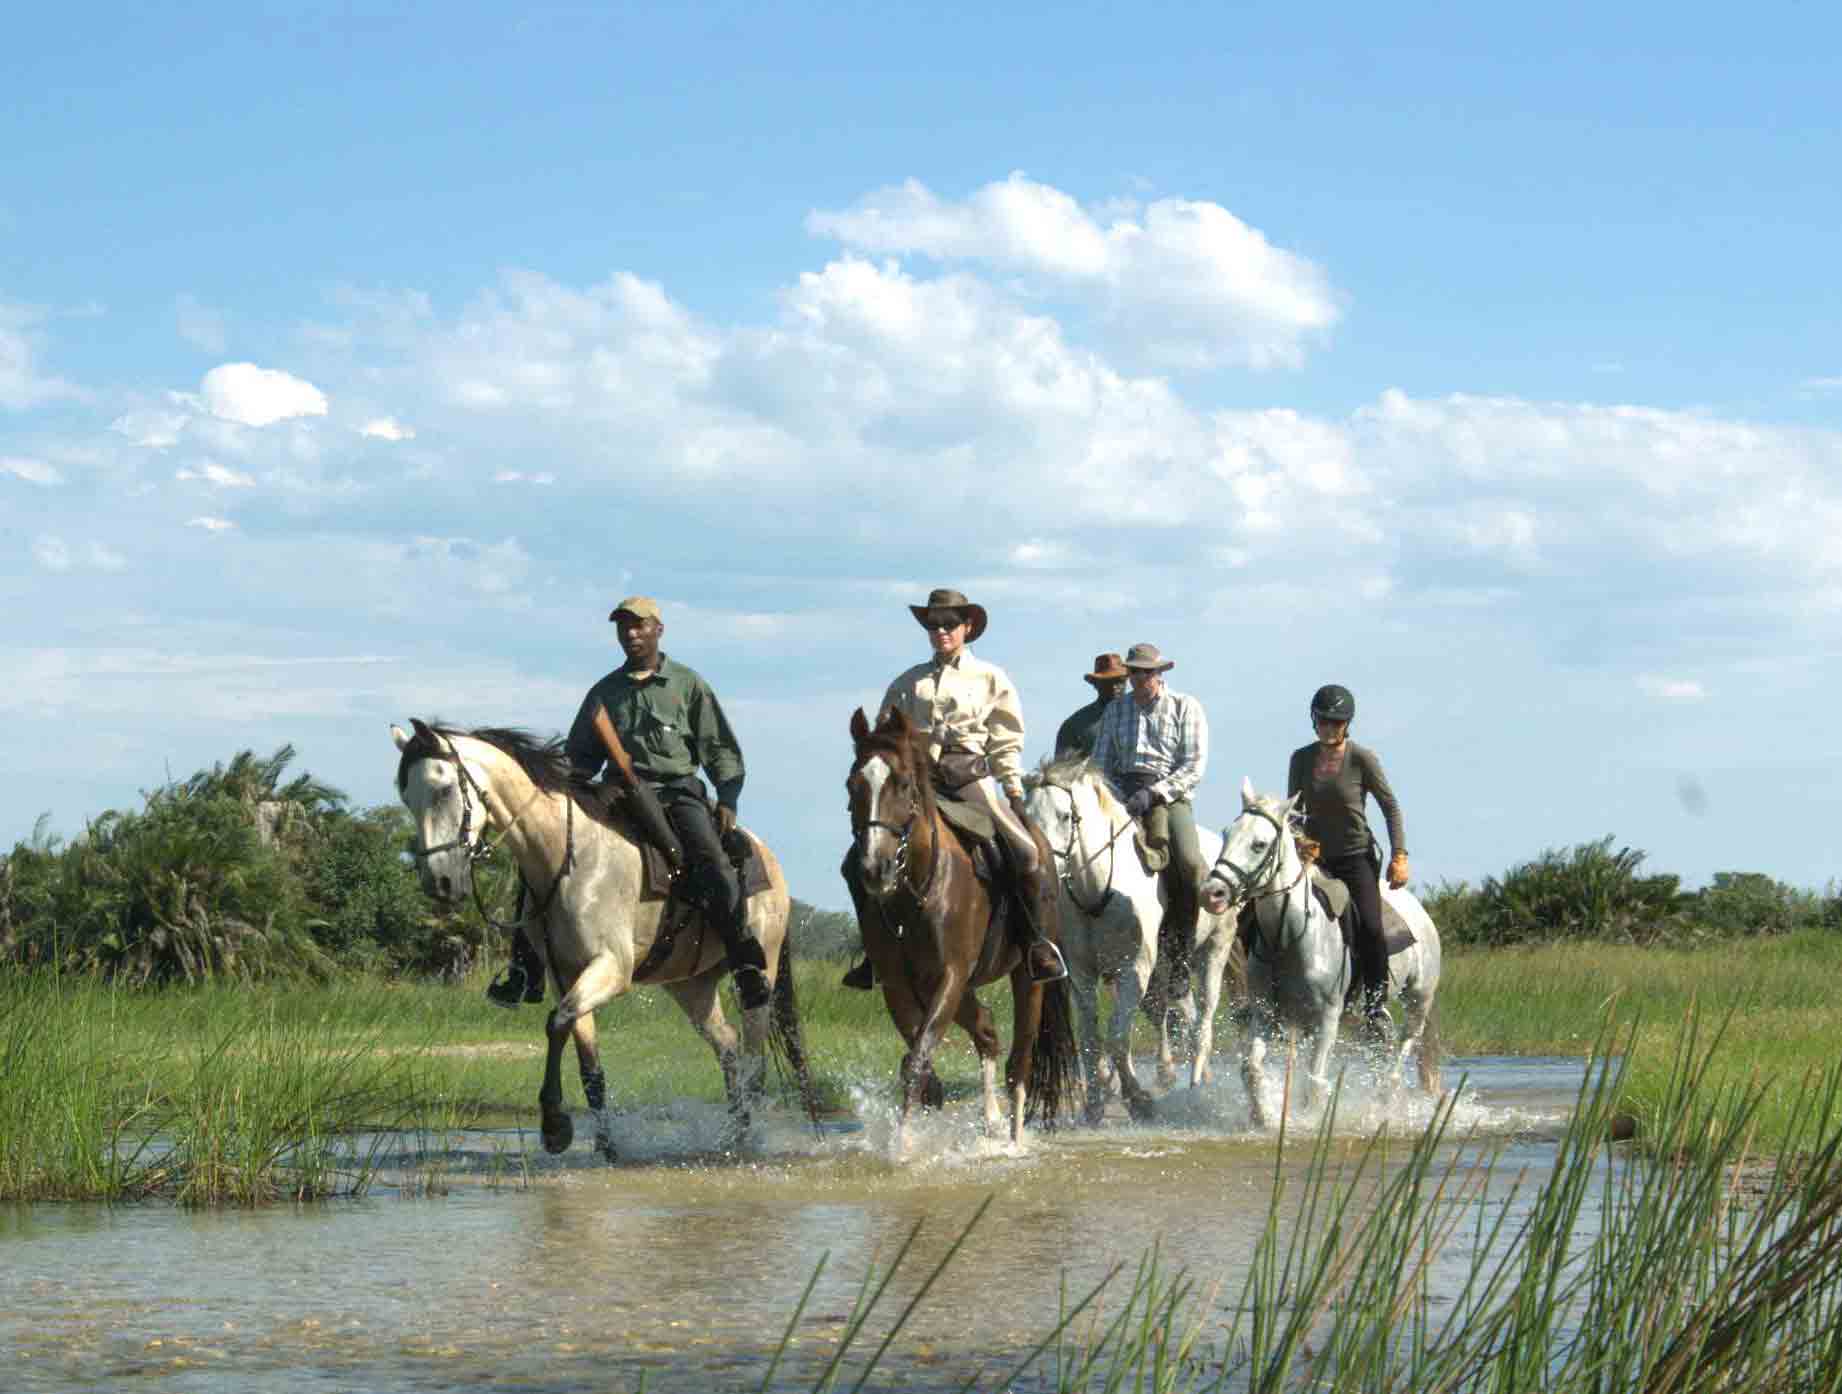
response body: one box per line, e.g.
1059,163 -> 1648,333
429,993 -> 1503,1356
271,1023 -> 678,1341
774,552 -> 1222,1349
786,1016 -> 1842,1392
0,970 -> 463,1203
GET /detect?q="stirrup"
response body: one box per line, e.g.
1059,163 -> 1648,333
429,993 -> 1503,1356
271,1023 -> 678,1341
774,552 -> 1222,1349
1027,939 -> 1069,985
841,958 -> 876,991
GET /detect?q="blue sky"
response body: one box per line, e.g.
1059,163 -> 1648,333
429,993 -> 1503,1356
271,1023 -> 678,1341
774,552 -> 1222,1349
5,1 -> 1840,907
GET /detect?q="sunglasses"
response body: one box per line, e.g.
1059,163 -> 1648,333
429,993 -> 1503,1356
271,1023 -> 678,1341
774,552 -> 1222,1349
923,615 -> 965,632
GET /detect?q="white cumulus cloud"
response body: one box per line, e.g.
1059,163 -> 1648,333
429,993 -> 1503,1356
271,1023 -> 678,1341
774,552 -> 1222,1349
200,362 -> 328,427
808,173 -> 1340,369
175,461 -> 255,488
1639,675 -> 1708,701
360,416 -> 415,441
28,536 -> 124,572
2,455 -> 62,485
186,515 -> 236,532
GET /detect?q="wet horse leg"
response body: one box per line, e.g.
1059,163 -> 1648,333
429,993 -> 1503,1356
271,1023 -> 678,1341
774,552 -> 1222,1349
664,969 -> 756,1146
570,1012 -> 614,1159
951,989 -> 1003,1133
540,952 -> 624,1156
1110,938 -> 1157,1121
1066,954 -> 1107,1125
885,966 -> 962,1150
1005,969 -> 1047,1145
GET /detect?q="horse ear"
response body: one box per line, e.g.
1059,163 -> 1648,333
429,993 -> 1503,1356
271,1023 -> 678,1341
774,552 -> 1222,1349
411,717 -> 433,742
850,707 -> 871,744
391,724 -> 410,752
1240,774 -> 1256,809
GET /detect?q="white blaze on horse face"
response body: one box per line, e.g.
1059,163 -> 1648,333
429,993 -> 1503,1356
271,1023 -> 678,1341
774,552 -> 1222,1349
857,755 -> 900,886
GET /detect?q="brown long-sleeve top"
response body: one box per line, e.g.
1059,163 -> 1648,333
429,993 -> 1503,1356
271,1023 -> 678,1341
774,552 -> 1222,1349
1286,740 -> 1405,863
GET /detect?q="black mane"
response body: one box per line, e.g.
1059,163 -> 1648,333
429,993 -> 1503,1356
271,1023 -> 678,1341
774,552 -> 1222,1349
396,720 -> 597,804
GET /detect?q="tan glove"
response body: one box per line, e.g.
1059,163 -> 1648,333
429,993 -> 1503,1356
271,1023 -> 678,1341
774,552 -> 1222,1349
1386,850 -> 1410,889
1295,835 -> 1322,865
716,805 -> 738,837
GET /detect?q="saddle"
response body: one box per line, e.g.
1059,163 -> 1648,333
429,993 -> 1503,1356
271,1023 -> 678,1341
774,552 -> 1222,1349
1309,866 -> 1416,956
592,782 -> 773,902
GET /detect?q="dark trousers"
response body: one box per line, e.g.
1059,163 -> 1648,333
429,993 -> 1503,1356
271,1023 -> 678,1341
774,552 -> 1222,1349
1122,780 -> 1202,989
658,782 -> 763,973
1324,850 -> 1386,1002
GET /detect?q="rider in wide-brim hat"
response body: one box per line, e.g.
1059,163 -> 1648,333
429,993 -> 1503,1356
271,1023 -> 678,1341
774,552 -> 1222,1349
1056,652 -> 1130,759
907,588 -> 988,644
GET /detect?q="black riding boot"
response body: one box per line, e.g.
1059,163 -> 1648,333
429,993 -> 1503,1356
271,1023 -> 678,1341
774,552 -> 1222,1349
1014,860 -> 1068,984
485,929 -> 547,1008
720,905 -> 772,1011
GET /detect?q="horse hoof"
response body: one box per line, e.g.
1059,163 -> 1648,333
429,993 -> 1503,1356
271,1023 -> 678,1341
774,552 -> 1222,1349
542,1113 -> 574,1155
921,1073 -> 945,1111
1127,1094 -> 1157,1123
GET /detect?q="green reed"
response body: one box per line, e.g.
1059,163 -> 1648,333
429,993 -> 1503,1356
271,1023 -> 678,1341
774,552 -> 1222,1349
0,969 -> 446,1204
762,1009 -> 1842,1393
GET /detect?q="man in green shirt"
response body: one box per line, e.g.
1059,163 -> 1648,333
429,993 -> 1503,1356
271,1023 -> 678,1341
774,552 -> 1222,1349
486,595 -> 770,1011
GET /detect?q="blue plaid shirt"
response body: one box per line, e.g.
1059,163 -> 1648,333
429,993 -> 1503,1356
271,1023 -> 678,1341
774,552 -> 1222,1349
1089,688 -> 1209,805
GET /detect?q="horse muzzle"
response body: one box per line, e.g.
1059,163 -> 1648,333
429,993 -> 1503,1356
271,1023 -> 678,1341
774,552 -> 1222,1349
1200,877 -> 1234,917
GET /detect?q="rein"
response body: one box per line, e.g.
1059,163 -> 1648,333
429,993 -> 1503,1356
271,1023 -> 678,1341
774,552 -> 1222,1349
410,739 -> 576,934
851,762 -> 945,925
1043,777 -> 1127,917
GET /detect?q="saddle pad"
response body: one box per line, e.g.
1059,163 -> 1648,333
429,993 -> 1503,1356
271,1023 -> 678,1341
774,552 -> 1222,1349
637,833 -> 774,903
1309,865 -> 1351,919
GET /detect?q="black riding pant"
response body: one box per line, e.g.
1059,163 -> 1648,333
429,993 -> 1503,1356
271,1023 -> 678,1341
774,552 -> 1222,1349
1324,850 -> 1386,1002
657,781 -> 764,974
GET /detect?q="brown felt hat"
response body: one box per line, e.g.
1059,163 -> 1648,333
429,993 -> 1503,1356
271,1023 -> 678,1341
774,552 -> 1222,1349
1085,652 -> 1129,686
608,595 -> 662,623
1122,641 -> 1174,673
908,587 -> 988,643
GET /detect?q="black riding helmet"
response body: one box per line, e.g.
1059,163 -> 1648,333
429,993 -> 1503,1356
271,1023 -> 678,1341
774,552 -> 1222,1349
1310,684 -> 1355,723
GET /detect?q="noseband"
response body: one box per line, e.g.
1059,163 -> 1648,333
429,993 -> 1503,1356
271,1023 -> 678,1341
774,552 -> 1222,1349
851,760 -> 941,907
1210,804 -> 1310,952
408,737 -> 575,930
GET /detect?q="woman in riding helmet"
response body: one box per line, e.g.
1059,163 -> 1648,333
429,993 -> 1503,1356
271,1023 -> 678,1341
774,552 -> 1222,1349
1286,684 -> 1409,1033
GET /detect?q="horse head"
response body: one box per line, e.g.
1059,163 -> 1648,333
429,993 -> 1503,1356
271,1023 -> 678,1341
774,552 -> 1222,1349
1025,756 -> 1114,905
1200,775 -> 1301,917
392,718 -> 492,904
847,706 -> 933,898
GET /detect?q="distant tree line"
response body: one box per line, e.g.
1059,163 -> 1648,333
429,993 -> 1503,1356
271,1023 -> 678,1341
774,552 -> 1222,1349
2,750 -> 1835,985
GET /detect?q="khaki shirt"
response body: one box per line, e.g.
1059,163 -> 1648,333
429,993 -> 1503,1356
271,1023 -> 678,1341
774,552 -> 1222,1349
880,650 -> 1026,793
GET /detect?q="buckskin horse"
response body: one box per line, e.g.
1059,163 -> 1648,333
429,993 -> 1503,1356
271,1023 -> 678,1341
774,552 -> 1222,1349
393,719 -> 819,1158
846,707 -> 1078,1149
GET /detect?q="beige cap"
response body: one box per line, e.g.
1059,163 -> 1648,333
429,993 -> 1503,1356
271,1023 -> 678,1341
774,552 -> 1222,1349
608,595 -> 662,623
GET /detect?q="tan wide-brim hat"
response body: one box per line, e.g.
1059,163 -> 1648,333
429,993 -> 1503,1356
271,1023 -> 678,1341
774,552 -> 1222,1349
608,595 -> 662,623
1085,652 -> 1129,686
908,587 -> 988,643
1123,641 -> 1174,673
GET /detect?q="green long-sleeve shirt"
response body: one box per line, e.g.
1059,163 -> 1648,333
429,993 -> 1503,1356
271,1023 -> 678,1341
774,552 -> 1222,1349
1286,740 -> 1405,863
566,654 -> 746,809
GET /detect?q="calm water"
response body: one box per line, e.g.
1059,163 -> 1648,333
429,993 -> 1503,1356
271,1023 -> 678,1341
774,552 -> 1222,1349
1,1053 -> 1592,1393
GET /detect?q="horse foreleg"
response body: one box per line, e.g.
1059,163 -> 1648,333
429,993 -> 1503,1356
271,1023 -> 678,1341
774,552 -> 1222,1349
570,1013 -> 614,1160
1111,950 -> 1157,1121
1188,939 -> 1232,1091
1242,1009 -> 1271,1131
538,1016 -> 574,1155
1004,970 -> 1049,1145
1067,966 -> 1107,1126
1302,1007 -> 1342,1117
952,990 -> 1003,1134
886,970 -> 959,1154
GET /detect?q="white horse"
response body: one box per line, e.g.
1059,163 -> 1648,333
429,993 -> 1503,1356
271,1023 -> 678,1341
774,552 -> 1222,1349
1025,758 -> 1246,1117
392,719 -> 818,1158
1200,777 -> 1442,1128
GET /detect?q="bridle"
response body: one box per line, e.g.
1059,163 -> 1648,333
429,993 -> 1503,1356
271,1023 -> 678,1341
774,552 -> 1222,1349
850,757 -> 942,912
408,736 -> 575,932
1208,802 -> 1310,954
1041,776 -> 1129,917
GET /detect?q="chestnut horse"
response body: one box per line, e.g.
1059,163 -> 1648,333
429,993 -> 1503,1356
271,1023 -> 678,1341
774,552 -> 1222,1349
845,707 -> 1077,1148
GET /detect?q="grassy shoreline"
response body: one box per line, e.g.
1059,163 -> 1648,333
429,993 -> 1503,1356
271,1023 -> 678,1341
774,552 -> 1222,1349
4,928 -> 1841,1203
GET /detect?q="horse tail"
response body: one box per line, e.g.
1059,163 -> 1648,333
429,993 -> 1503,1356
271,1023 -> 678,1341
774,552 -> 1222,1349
1024,977 -> 1081,1131
1416,995 -> 1445,1096
767,933 -> 824,1131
